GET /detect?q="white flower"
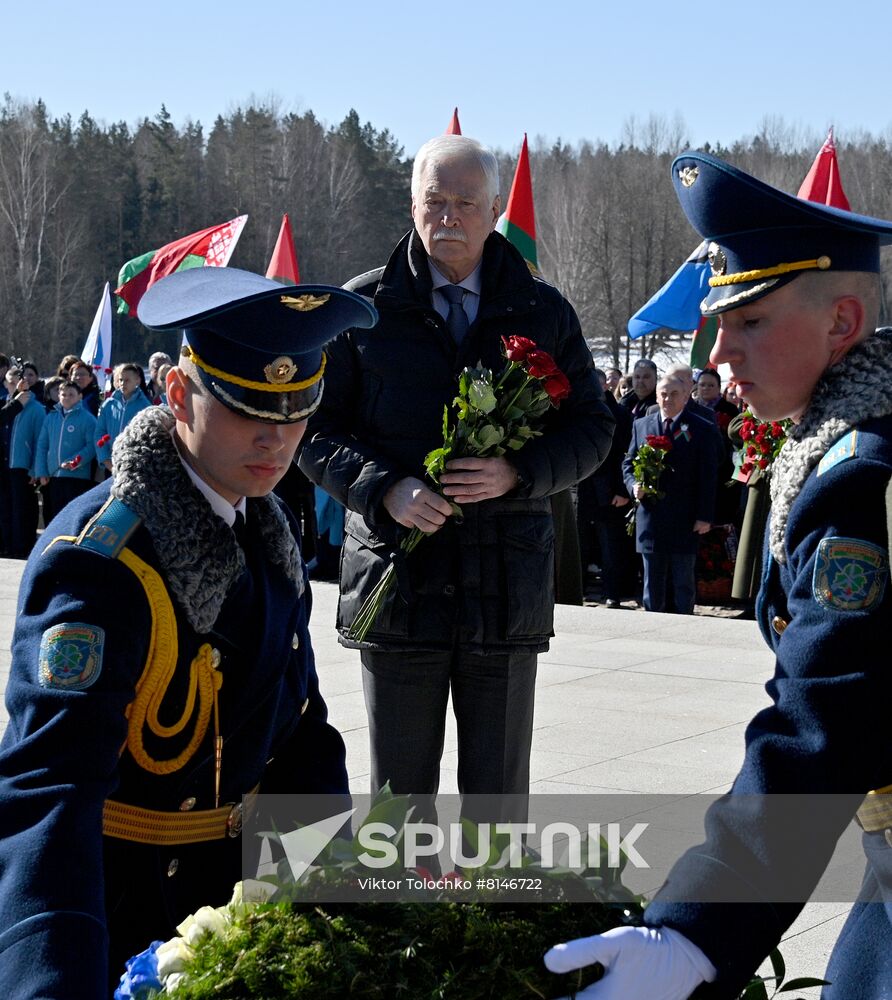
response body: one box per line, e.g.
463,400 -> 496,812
228,878 -> 277,913
156,936 -> 194,978
177,904 -> 230,945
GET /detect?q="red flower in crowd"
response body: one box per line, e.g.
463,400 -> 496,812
542,371 -> 571,405
645,434 -> 673,452
524,349 -> 561,379
97,434 -> 111,448
501,335 -> 537,362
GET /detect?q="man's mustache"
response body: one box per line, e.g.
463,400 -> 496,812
433,229 -> 467,243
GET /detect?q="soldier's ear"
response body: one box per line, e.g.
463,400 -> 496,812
166,367 -> 191,420
827,295 -> 866,367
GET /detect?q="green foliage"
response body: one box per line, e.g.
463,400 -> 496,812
165,901 -> 626,1000
737,948 -> 829,999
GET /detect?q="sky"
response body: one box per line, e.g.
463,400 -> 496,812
6,0 -> 892,159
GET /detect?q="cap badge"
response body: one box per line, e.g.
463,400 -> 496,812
678,166 -> 699,188
281,293 -> 331,312
264,357 -> 299,384
707,242 -> 728,277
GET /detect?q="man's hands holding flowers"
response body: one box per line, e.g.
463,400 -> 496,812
383,477 -> 454,533
440,455 -> 519,503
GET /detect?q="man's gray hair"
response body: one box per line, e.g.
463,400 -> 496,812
148,351 -> 173,373
663,362 -> 694,390
411,135 -> 500,204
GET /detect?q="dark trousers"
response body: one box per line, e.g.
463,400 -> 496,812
642,552 -> 697,614
8,468 -> 39,558
593,507 -> 636,601
0,464 -> 11,556
45,477 -> 92,526
360,647 -> 538,803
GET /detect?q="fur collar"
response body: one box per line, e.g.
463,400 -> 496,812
769,327 -> 892,562
110,406 -> 302,632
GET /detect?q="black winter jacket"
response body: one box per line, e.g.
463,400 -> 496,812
299,230 -> 614,652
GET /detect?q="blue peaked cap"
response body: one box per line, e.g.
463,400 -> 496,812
671,151 -> 892,315
138,267 -> 377,423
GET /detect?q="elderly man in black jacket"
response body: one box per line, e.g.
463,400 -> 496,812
299,134 -> 613,811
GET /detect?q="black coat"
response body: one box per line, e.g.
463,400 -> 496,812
299,230 -> 614,652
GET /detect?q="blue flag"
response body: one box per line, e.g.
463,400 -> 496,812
627,241 -> 710,340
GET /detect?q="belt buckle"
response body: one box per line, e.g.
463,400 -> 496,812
227,802 -> 243,838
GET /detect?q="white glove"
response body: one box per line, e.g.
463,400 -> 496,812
544,925 -> 716,999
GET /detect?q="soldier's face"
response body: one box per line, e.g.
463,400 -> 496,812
710,279 -> 835,422
411,156 -> 499,283
171,372 -> 306,504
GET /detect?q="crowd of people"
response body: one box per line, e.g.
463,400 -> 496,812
0,351 -> 173,558
1,136 -> 891,998
576,358 -> 747,613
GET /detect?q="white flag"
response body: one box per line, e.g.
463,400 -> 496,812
81,282 -> 113,391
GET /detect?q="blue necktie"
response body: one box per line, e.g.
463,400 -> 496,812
440,284 -> 469,345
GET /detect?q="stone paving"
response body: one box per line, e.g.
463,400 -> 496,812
0,557 -> 852,988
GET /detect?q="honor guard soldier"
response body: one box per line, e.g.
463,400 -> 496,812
544,153 -> 892,997
0,268 -> 377,996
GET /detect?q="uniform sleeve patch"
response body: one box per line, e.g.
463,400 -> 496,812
38,623 -> 105,690
813,537 -> 887,612
817,430 -> 858,476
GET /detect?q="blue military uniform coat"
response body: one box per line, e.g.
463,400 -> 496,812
0,408 -> 348,997
645,343 -> 892,999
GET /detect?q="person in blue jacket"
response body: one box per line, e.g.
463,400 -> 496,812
4,370 -> 45,557
0,268 -> 377,997
544,154 -> 892,998
34,379 -> 98,523
95,362 -> 153,473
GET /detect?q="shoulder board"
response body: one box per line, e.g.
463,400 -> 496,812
74,496 -> 142,559
817,430 -> 858,476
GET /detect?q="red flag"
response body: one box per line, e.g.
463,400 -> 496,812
797,128 -> 851,210
115,215 -> 247,316
495,134 -> 538,272
266,213 -> 300,284
445,108 -> 462,135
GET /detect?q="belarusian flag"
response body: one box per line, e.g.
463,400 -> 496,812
266,213 -> 300,284
495,134 -> 538,273
115,215 -> 248,316
797,127 -> 851,210
689,315 -> 720,370
445,108 -> 462,135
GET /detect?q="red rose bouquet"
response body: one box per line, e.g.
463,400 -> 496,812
347,336 -> 571,641
730,411 -> 789,484
625,434 -> 673,536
